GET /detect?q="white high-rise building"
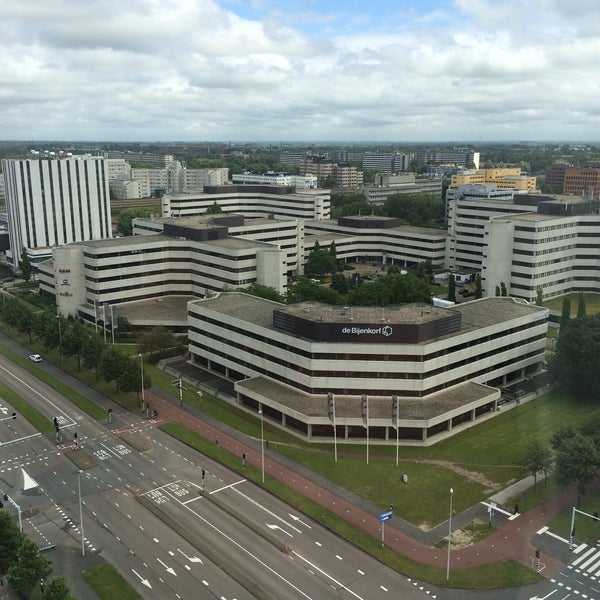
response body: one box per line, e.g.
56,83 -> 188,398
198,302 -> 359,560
2,155 -> 112,267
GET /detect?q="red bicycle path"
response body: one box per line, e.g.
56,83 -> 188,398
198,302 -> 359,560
142,389 -> 587,578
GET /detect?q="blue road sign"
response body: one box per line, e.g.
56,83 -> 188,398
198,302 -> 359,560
379,510 -> 393,522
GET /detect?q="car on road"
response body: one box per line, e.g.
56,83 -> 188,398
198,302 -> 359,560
28,354 -> 43,363
2,277 -> 15,283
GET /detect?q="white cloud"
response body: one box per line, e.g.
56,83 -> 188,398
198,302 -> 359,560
0,0 -> 598,141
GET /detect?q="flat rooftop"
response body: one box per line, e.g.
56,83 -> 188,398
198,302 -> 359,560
193,293 -> 547,336
237,376 -> 495,420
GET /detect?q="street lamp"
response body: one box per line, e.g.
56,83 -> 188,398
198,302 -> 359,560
259,407 -> 265,483
446,487 -> 454,580
77,470 -> 85,557
138,353 -> 145,410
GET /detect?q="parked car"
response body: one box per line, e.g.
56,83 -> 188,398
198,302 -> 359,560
28,354 -> 43,363
2,277 -> 15,283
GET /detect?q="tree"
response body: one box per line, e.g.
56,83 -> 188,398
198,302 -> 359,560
205,201 -> 222,215
61,320 -> 87,369
495,284 -> 500,297
304,242 -> 337,277
82,334 -> 106,379
330,272 -> 349,295
7,537 -> 51,595
117,357 -> 150,397
322,175 -> 338,189
554,314 -> 600,396
346,272 -> 431,307
139,326 -> 178,355
383,192 -> 444,228
521,437 -> 552,491
447,273 -> 456,303
17,307 -> 34,342
0,510 -> 24,573
475,274 -> 482,299
500,281 -> 507,297
553,432 -> 600,504
577,292 -> 587,317
560,297 -> 571,329
239,283 -> 286,303
20,247 -> 32,282
115,208 -> 156,236
44,576 -> 76,600
536,288 -> 543,306
99,346 -> 129,389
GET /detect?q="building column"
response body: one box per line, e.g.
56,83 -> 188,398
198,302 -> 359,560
307,423 -> 312,440
281,414 -> 287,427
471,408 -> 476,421
344,425 -> 349,440
421,427 -> 427,442
447,418 -> 452,432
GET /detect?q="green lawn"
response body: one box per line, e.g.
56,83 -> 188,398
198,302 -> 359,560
550,488 -> 600,545
160,422 -> 542,589
544,292 -> 600,314
0,322 -> 588,589
82,563 -> 143,600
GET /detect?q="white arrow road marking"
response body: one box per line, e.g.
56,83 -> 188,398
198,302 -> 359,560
131,569 -> 152,589
266,523 -> 293,537
289,513 -> 312,529
157,558 -> 177,576
178,549 -> 203,563
231,487 -> 301,533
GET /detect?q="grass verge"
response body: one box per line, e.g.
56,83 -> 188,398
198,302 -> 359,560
0,379 -> 53,433
82,563 -> 143,600
159,422 -> 542,589
0,340 -> 106,420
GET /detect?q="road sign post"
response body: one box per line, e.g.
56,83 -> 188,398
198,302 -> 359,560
379,509 -> 393,548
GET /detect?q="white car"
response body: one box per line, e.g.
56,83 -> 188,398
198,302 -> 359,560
28,354 -> 42,363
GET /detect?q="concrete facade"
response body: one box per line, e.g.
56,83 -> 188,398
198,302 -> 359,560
2,156 -> 112,268
187,293 -> 547,444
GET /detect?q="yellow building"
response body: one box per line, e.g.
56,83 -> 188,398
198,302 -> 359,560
450,168 -> 536,191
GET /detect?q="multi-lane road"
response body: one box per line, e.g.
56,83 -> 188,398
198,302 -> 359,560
3,345 -> 600,600
0,349 -> 437,599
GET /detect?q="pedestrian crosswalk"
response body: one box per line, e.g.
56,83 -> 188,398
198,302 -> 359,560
570,543 -> 600,579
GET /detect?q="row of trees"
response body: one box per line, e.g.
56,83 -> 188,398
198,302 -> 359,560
519,293 -> 598,504
0,297 -> 176,396
0,511 -> 74,599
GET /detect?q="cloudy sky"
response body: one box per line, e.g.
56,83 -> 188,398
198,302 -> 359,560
1,0 -> 599,142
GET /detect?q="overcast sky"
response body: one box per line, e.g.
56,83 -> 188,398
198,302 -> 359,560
1,0 -> 599,143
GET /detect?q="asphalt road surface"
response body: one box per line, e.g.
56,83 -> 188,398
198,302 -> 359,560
0,345 -> 436,599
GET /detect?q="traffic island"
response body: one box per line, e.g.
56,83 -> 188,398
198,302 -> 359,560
120,431 -> 151,452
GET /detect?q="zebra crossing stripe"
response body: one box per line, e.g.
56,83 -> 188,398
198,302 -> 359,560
580,549 -> 600,571
573,546 -> 597,566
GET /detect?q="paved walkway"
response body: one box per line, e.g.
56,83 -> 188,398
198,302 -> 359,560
142,387 -> 588,578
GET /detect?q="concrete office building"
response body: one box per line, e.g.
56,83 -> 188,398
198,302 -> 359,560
444,184 -> 515,219
450,168 -> 537,192
232,172 -> 318,189
162,185 -> 330,221
481,196 -> 600,301
182,167 -> 229,190
304,216 -> 447,270
562,163 -> 600,199
187,293 -> 547,445
38,213 -> 295,319
364,173 -> 443,206
2,155 -> 112,268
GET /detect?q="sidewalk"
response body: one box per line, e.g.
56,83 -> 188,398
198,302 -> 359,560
143,387 -> 584,577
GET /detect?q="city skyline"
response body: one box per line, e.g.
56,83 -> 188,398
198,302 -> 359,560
1,0 -> 599,143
